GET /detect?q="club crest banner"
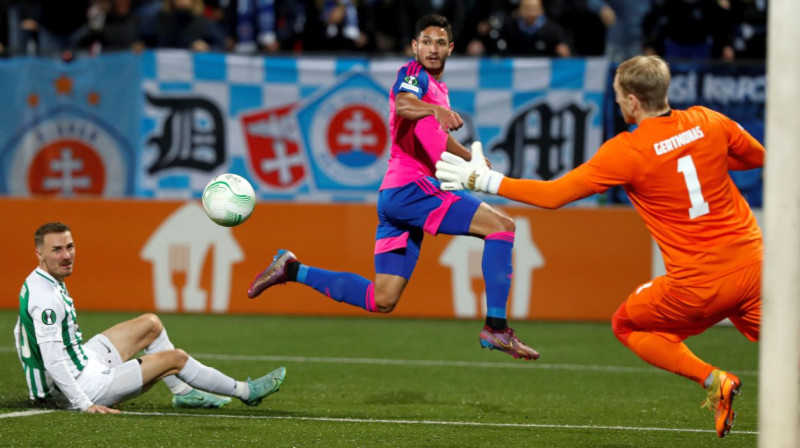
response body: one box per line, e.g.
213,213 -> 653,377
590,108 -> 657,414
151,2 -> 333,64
0,52 -> 613,202
139,51 -> 610,202
0,53 -> 139,197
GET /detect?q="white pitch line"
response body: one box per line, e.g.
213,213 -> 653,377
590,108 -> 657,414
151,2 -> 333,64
190,352 -> 759,377
0,409 -> 55,419
0,409 -> 759,436
122,411 -> 758,435
0,346 -> 759,376
193,352 -> 654,373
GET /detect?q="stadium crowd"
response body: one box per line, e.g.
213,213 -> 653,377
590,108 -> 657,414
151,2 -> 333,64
0,0 -> 766,61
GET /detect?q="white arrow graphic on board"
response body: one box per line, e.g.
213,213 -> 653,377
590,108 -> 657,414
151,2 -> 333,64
439,217 -> 544,318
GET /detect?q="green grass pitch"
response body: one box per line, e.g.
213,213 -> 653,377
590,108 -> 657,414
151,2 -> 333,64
0,310 -> 758,447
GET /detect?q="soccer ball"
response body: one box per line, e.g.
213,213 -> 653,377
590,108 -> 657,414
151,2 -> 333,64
201,173 -> 256,227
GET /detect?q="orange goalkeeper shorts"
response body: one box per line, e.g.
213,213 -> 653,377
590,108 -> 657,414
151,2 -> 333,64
624,261 -> 761,342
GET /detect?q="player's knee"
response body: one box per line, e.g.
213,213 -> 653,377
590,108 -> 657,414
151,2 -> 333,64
141,313 -> 164,333
497,214 -> 515,233
375,301 -> 397,313
168,348 -> 189,369
611,303 -> 633,346
374,292 -> 400,313
139,313 -> 164,343
483,212 -> 515,234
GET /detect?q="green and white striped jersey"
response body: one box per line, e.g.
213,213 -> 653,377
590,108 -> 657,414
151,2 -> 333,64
14,267 -> 88,400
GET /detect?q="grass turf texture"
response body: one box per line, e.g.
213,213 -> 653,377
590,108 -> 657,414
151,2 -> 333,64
0,310 -> 758,447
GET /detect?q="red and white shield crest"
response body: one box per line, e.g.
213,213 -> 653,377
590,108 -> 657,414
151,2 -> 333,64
241,104 -> 306,190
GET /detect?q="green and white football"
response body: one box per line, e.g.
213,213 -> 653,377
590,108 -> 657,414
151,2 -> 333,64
201,173 -> 256,227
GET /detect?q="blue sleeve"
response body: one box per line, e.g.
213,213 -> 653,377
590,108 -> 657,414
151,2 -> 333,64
391,63 -> 430,100
237,0 -> 276,45
237,0 -> 256,44
256,0 -> 277,35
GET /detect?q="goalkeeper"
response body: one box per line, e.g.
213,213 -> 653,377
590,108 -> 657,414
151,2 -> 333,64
436,55 -> 763,438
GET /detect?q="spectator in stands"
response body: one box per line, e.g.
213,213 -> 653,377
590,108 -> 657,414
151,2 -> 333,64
85,0 -> 145,52
20,0 -> 93,56
548,0 -> 606,56
132,0 -> 163,21
587,0 -> 653,62
233,0 -> 308,53
234,0 -> 277,53
202,0 -> 236,51
730,0 -> 766,59
142,0 -> 227,52
302,0 -> 367,52
356,0 -> 397,53
5,0 -> 32,55
397,0 -> 466,56
460,0 -> 514,55
500,0 -> 571,57
643,0 -> 734,61
0,0 -> 8,56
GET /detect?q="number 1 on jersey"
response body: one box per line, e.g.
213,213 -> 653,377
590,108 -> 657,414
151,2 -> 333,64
677,155 -> 710,219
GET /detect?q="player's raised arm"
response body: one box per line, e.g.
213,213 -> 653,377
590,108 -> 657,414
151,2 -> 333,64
495,172 -> 597,209
395,92 -> 463,131
436,145 -> 595,208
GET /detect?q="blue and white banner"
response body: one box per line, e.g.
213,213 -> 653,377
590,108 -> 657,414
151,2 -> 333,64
0,51 -> 611,201
140,51 -> 610,202
0,52 -> 770,205
0,53 -> 140,197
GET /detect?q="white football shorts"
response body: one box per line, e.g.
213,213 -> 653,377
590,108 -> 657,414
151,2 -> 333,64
70,334 -> 144,408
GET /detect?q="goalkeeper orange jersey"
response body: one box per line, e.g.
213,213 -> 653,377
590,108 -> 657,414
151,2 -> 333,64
498,106 -> 764,283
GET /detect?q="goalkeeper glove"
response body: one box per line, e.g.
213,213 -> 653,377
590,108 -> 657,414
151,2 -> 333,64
435,141 -> 504,194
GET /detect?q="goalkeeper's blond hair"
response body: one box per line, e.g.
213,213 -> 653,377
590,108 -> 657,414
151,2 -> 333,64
615,56 -> 670,113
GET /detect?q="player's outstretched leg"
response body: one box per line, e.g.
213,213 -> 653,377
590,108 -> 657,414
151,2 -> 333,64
479,326 -> 540,360
248,249 -> 378,312
172,389 -> 232,409
241,366 -> 287,406
701,369 -> 741,438
248,250 -> 297,298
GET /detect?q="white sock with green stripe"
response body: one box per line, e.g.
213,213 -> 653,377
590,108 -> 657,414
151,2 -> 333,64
145,328 -> 191,395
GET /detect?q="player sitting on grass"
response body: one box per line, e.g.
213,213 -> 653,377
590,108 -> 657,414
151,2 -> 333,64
14,222 -> 286,413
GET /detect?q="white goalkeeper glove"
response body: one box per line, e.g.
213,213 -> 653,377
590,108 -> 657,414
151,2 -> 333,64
435,141 -> 504,194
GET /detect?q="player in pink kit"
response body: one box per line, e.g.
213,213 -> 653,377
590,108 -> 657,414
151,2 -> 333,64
248,14 -> 539,360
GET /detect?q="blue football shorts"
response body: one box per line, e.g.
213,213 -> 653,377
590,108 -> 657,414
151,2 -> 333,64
374,176 -> 482,279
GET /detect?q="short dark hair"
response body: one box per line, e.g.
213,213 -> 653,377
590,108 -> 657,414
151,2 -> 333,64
35,222 -> 70,247
414,14 -> 452,42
